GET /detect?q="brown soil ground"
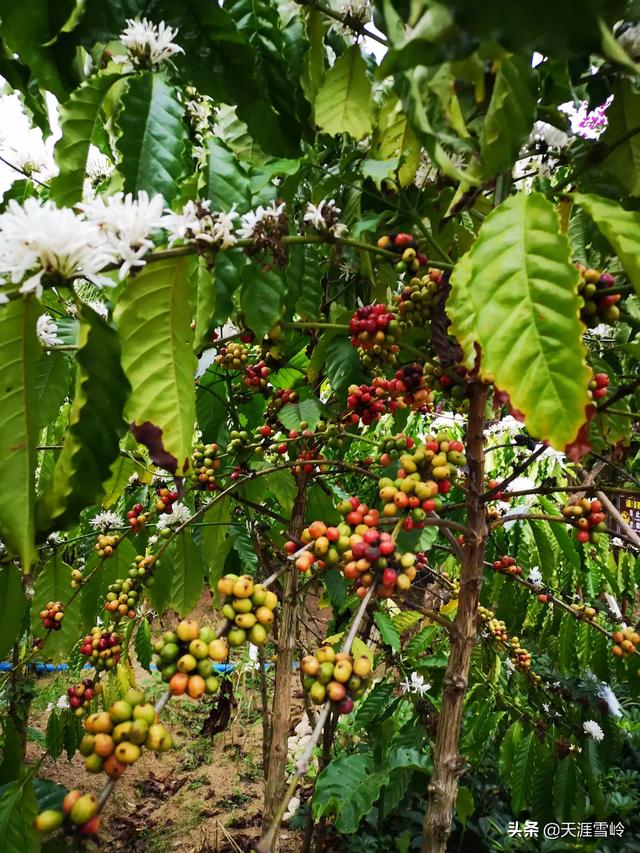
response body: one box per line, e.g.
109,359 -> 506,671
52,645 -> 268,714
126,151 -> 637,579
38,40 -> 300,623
26,590 -> 322,852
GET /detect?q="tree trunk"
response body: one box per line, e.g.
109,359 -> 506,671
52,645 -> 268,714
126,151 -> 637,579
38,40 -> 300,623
262,474 -> 308,846
421,382 -> 488,853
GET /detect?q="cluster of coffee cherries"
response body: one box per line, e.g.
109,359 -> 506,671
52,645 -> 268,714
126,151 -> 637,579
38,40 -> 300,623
34,789 -> 102,838
79,688 -> 172,778
491,556 -> 523,576
67,679 -> 101,717
260,324 -> 285,369
104,554 -> 157,618
218,574 -> 279,648
156,486 -> 178,514
191,442 -> 220,491
378,433 -> 415,466
576,266 -> 620,326
153,620 -> 224,697
376,232 -> 427,274
423,363 -> 469,407
479,606 -> 508,642
349,304 -> 402,369
561,498 -> 607,543
301,646 -> 372,713
39,600 -> 64,631
127,502 -> 150,530
346,382 -> 389,425
244,359 -> 271,390
70,567 -> 84,590
264,388 -> 299,423
216,342 -> 248,369
396,270 -> 441,325
588,372 -> 609,400
94,533 -> 120,559
612,626 -> 640,657
79,627 -> 123,671
387,364 -> 432,411
508,636 -> 538,678
569,601 -> 598,620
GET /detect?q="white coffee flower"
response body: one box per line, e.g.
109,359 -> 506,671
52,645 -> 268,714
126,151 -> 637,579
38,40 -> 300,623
90,510 -> 123,532
36,313 -> 62,347
80,191 -> 165,279
400,671 -> 431,696
303,199 -> 348,238
156,501 -> 192,530
528,566 -> 543,589
0,199 -> 115,298
164,200 -> 237,249
330,0 -> 372,36
237,201 -> 286,240
559,97 -> 613,140
583,719 -> 604,742
597,683 -> 623,718
120,18 -> 183,70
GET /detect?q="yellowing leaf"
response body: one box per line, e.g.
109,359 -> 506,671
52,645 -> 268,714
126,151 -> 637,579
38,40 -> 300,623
314,46 -> 373,139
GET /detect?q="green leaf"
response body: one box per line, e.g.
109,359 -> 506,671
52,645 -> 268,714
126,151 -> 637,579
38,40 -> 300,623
510,730 -> 538,814
455,786 -> 475,827
193,261 -> 217,351
149,532 -> 205,615
392,610 -> 423,634
324,334 -> 366,398
202,495 -> 234,586
285,244 -> 323,321
0,567 -> 25,661
116,72 -> 187,203
0,300 -> 40,568
300,9 -> 325,113
0,778 -> 39,853
448,192 -> 590,450
45,711 -> 64,760
374,610 -> 401,651
134,619 -> 152,671
552,755 -> 578,822
32,554 -> 81,660
33,778 -> 66,813
278,399 -> 323,431
312,753 -> 388,833
600,80 -> 640,195
239,264 -> 288,340
196,364 -> 229,445
205,137 -> 251,213
372,96 -> 420,188
35,351 -> 70,432
50,72 -> 122,206
353,680 -> 395,728
115,258 -> 197,476
573,193 -> 640,298
37,307 -> 130,532
499,721 -> 523,780
558,612 -> 578,673
322,568 -> 348,612
405,625 -> 438,659
266,469 -> 297,514
314,46 -> 373,139
479,56 -> 537,179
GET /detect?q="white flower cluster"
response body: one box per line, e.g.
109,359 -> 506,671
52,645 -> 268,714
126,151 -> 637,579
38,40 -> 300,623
528,566 -> 543,589
0,199 -> 115,299
400,671 -> 431,696
164,200 -> 237,249
582,719 -> 605,742
79,191 -> 165,279
36,313 -> 62,348
120,18 -> 183,70
237,201 -> 286,240
156,501 -> 192,530
559,97 -> 613,141
303,199 -> 348,238
330,0 -> 372,36
90,510 -> 123,532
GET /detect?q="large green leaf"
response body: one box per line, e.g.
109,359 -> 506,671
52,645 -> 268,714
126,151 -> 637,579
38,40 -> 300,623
573,193 -> 640,298
37,307 -> 130,532
300,9 -> 325,115
479,56 -> 537,179
372,96 -> 420,188
0,778 -> 39,853
114,258 -> 197,476
49,72 -> 123,206
552,755 -> 578,822
32,554 -> 81,661
601,79 -> 640,196
448,192 -> 590,450
35,351 -> 71,432
314,46 -> 373,139
0,300 -> 39,568
149,532 -> 205,614
0,566 -> 25,661
205,138 -> 251,213
116,72 -> 187,203
239,264 -> 288,340
202,497 -> 235,590
510,730 -> 538,814
226,0 -> 304,153
312,753 -> 388,833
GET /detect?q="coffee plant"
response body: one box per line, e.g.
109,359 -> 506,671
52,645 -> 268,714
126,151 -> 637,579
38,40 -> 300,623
0,2 -> 640,852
